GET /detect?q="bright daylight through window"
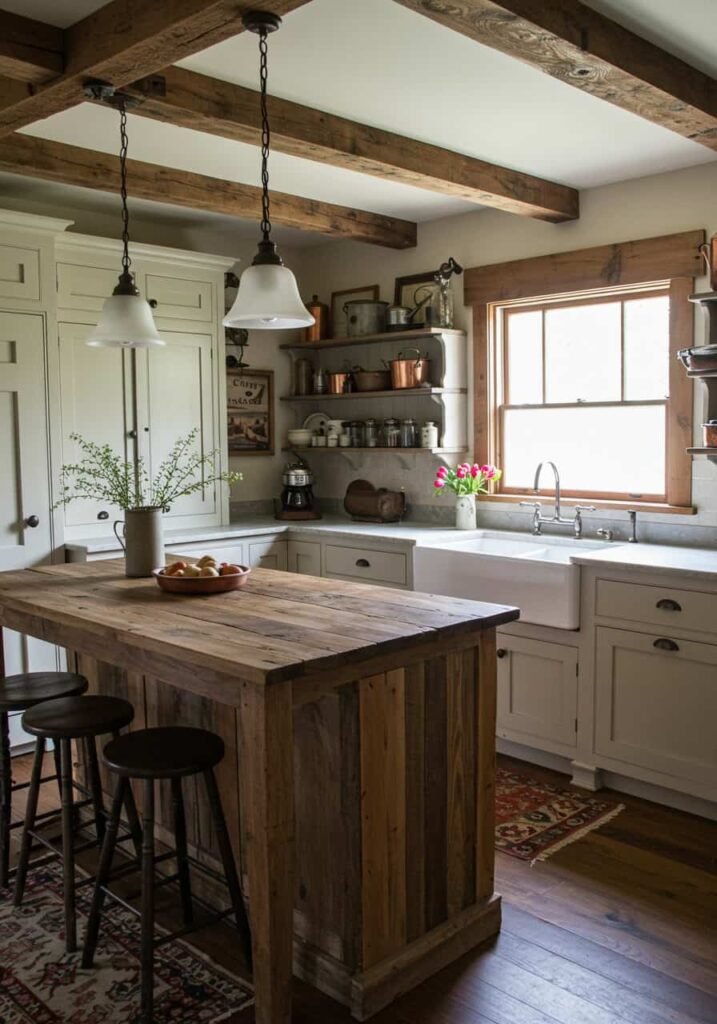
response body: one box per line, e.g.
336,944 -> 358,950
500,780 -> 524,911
496,289 -> 670,501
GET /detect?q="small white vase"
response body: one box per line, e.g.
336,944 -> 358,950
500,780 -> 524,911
455,494 -> 477,530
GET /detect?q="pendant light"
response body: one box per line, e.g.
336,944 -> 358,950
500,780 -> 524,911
83,82 -> 164,348
224,12 -> 314,331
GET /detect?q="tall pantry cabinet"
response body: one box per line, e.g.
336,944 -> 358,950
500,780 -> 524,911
0,210 -> 234,743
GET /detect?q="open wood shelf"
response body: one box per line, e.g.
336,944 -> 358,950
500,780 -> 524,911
282,446 -> 467,455
280,327 -> 465,351
280,387 -> 466,402
687,447 -> 717,455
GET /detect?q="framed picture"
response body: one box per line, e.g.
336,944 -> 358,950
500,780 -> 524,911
330,284 -> 379,338
227,369 -> 274,456
393,271 -> 441,327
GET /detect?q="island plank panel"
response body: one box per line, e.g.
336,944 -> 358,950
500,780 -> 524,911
0,560 -> 518,1023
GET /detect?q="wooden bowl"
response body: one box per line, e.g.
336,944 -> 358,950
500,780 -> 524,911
153,566 -> 251,595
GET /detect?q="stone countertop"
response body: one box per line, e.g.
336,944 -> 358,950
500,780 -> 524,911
64,517 -> 476,555
570,543 -> 717,581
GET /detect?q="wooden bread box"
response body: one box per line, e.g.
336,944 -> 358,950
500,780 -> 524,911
344,479 -> 406,523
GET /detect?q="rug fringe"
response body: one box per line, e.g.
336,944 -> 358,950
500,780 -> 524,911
529,803 -> 625,866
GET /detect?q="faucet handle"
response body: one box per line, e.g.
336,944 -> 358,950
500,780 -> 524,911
519,500 -> 542,508
574,504 -> 596,513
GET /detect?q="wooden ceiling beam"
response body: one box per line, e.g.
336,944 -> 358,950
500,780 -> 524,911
125,66 -> 578,222
0,0 -> 313,137
394,0 -> 717,150
0,134 -> 417,249
0,9 -> 64,84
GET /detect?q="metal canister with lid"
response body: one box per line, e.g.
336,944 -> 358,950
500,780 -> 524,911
421,421 -> 439,448
400,418 -> 417,447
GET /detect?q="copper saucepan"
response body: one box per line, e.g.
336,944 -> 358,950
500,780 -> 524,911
389,349 -> 431,389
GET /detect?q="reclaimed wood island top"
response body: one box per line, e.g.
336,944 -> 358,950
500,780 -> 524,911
0,560 -> 519,1023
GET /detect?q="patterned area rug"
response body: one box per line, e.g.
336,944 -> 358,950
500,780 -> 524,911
0,865 -> 254,1023
496,766 -> 625,865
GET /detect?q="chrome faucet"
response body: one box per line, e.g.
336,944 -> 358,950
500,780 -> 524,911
520,461 -> 595,537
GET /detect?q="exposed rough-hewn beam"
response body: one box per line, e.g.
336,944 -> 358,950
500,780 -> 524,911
125,66 -> 578,223
394,0 -> 717,150
0,134 -> 417,249
0,0 -> 313,137
0,9 -> 63,84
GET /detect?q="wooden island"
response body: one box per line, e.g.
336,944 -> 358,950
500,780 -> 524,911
0,560 -> 519,1023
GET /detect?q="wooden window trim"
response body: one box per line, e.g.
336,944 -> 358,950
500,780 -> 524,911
469,230 -> 701,513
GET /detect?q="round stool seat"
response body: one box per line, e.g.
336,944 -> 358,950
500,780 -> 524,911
23,695 -> 134,739
0,672 -> 88,713
103,727 -> 225,779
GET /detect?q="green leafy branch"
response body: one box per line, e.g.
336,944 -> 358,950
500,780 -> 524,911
54,430 -> 242,512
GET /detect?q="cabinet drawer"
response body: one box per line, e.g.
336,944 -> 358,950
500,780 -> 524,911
0,244 -> 40,301
596,579 -> 717,635
57,263 -> 121,312
595,626 -> 717,786
324,544 -> 407,586
145,274 -> 213,322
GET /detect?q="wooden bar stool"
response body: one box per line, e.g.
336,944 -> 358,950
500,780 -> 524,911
0,671 -> 89,888
15,695 -> 142,953
82,726 -> 252,1024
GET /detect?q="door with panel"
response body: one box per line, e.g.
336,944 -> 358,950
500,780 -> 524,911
136,330 -> 220,528
58,321 -> 133,534
0,311 -> 59,744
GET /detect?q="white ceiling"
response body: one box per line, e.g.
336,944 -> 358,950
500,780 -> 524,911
5,0 -> 717,246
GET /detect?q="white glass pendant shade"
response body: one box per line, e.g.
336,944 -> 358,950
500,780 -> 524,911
87,292 -> 165,348
223,263 -> 315,330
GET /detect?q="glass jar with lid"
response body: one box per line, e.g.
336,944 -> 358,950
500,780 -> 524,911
364,418 -> 379,447
382,417 -> 400,448
348,420 -> 366,447
400,418 -> 417,448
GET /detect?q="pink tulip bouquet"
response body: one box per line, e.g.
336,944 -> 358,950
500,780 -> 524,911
433,461 -> 502,496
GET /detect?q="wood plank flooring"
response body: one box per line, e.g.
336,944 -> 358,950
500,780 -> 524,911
6,751 -> 716,1024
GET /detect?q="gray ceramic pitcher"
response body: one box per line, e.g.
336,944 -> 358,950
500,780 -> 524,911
113,507 -> 165,578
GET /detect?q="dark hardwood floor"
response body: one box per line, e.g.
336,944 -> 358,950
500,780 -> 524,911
7,751 -> 717,1024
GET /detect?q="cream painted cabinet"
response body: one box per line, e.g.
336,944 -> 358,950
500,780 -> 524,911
58,322 -> 133,530
287,540 -> 321,576
595,626 -> 717,788
496,634 -> 578,753
136,330 -> 218,525
248,538 -> 288,571
0,310 -> 61,743
0,244 -> 40,302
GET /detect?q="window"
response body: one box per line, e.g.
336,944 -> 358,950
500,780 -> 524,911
468,230 -> 701,513
496,288 -> 670,501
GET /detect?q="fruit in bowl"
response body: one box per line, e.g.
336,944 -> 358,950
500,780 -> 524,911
155,554 -> 251,594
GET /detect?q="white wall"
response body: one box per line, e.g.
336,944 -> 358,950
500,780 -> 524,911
294,161 -> 717,543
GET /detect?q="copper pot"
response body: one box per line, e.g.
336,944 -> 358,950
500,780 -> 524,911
327,371 -> 354,394
353,369 -> 391,392
389,349 -> 431,389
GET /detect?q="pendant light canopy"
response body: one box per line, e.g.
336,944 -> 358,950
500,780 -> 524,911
224,12 -> 314,332
84,82 -> 164,349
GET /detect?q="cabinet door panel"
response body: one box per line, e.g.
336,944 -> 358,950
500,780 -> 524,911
57,264 -> 122,313
145,274 -> 213,323
0,311 -> 59,736
595,626 -> 717,785
0,244 -> 40,301
288,540 -> 321,576
58,322 -> 131,529
140,331 -> 217,522
496,635 -> 578,750
248,539 -> 287,571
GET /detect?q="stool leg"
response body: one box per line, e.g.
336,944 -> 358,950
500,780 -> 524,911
172,778 -> 193,927
85,737 -> 106,846
0,712 -> 12,889
82,776 -> 127,969
13,737 -> 45,905
53,742 -> 62,805
140,778 -> 155,1024
113,732 -> 142,861
204,768 -> 252,970
59,737 -> 77,953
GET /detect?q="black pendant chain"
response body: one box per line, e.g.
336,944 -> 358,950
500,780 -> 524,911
118,96 -> 132,281
258,28 -> 272,242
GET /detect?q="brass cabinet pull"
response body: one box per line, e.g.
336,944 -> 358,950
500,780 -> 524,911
656,598 -> 682,612
653,637 -> 679,652
355,558 -> 370,568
